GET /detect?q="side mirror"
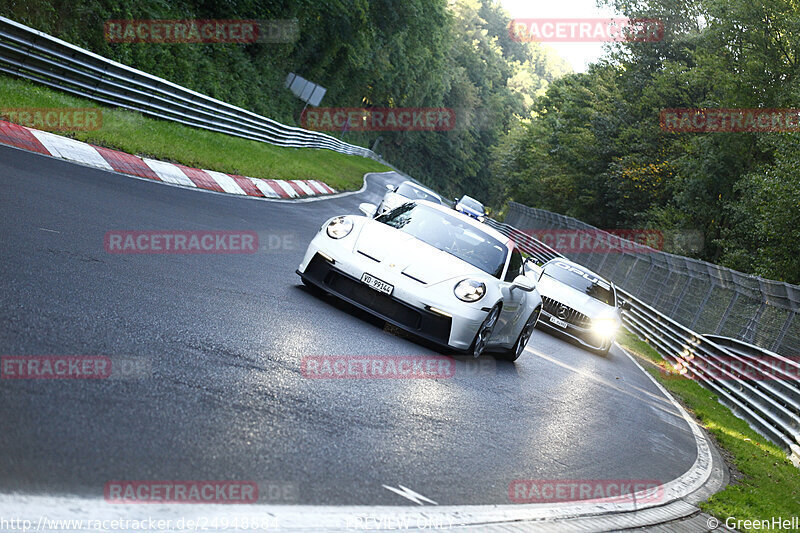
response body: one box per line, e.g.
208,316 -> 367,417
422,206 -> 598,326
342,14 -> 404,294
524,259 -> 543,279
385,183 -> 395,191
359,202 -> 378,218
620,300 -> 632,311
511,275 -> 536,292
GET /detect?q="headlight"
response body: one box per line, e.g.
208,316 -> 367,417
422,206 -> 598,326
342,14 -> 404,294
591,318 -> 619,338
454,279 -> 486,302
326,217 -> 353,239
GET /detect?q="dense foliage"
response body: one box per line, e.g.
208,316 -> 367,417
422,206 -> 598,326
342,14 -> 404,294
4,0 -> 799,283
2,0 -> 569,198
492,0 -> 800,283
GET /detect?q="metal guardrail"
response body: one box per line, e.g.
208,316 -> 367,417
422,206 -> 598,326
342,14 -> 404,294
485,218 -> 800,463
0,16 -> 377,159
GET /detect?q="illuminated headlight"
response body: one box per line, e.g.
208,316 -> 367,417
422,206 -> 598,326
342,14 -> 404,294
591,318 -> 619,337
325,217 -> 353,239
454,279 -> 486,302
478,215 -> 485,222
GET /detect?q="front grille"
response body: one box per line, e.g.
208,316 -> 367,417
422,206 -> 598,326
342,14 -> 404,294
328,273 -> 422,328
541,296 -> 592,328
302,254 -> 452,345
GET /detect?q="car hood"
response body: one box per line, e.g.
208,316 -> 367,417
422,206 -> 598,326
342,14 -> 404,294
354,221 -> 487,285
537,275 -> 617,319
382,192 -> 405,209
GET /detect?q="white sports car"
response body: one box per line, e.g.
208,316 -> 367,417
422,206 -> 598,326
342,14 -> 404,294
297,200 -> 543,360
376,180 -> 443,216
526,258 -> 630,355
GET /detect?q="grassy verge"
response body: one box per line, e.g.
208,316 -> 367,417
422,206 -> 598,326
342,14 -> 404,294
0,75 -> 389,191
616,329 -> 800,531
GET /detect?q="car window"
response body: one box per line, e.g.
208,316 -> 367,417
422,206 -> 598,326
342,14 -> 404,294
395,183 -> 441,203
504,248 -> 523,282
377,203 -> 508,278
543,261 -> 616,306
460,196 -> 484,212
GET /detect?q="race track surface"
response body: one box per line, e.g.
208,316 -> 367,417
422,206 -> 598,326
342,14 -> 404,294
0,145 -> 697,505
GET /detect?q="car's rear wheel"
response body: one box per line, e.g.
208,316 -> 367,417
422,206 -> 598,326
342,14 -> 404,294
469,304 -> 500,358
498,306 -> 541,362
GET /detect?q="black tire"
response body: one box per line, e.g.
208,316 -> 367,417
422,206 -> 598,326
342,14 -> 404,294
498,306 -> 541,362
468,304 -> 501,358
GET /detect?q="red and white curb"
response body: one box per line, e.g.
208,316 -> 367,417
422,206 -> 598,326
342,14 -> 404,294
0,120 -> 336,199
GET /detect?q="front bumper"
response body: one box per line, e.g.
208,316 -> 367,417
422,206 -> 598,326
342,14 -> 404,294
297,248 -> 490,351
537,309 -> 613,352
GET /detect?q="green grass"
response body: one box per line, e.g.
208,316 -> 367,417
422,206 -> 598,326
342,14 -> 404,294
0,75 -> 389,191
617,329 -> 800,531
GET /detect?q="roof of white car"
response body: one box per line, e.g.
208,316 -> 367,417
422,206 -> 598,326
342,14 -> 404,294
413,200 -> 511,247
400,180 -> 443,201
544,257 -> 614,287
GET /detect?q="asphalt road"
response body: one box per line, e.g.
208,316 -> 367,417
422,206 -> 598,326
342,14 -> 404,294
0,144 -> 697,506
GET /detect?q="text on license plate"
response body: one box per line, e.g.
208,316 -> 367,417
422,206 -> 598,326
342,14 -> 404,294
549,316 -> 569,328
361,273 -> 394,295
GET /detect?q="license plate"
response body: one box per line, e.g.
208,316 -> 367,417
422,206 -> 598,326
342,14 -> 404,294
361,273 -> 393,295
549,316 -> 569,328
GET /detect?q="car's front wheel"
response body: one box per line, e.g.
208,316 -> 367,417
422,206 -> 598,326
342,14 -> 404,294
498,306 -> 541,362
469,304 -> 501,358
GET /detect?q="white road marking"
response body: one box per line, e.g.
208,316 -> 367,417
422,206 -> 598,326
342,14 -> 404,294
250,177 -> 282,198
275,180 -> 299,197
382,485 -> 438,505
291,179 -> 315,195
143,159 -> 196,187
28,130 -> 113,171
304,180 -> 325,194
314,179 -> 336,193
204,170 -> 246,195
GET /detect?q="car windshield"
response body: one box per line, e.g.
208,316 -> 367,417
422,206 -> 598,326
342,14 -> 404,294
395,183 -> 441,203
543,260 -> 616,306
459,196 -> 484,212
377,203 -> 508,278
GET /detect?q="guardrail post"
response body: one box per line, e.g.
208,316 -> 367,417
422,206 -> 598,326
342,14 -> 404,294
772,313 -> 795,354
715,292 -> 740,335
740,301 -> 767,344
669,271 -> 692,318
689,284 -> 715,330
636,261 -> 655,296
